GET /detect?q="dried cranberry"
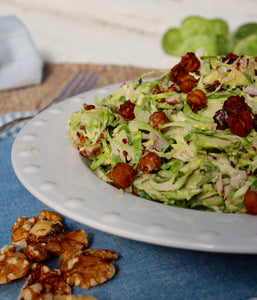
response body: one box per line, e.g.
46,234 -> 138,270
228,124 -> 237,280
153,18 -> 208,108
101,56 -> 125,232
205,80 -> 221,92
222,53 -> 239,64
227,111 -> 253,137
213,108 -> 228,130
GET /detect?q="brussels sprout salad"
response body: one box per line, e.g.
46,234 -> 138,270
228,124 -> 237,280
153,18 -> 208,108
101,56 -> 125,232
67,51 -> 257,214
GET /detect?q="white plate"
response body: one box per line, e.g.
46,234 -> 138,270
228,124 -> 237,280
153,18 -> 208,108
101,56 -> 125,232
12,83 -> 257,254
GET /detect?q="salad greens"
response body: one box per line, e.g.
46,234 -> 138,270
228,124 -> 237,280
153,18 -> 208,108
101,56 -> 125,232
162,16 -> 257,56
67,51 -> 257,213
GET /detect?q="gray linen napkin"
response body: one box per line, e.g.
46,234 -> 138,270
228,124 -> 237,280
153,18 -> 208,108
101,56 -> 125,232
0,15 -> 43,91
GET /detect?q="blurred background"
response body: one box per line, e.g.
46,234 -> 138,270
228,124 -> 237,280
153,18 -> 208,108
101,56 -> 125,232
1,0 -> 257,69
0,0 -> 256,114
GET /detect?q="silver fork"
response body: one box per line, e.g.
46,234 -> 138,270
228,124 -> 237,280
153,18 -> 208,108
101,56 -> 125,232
0,70 -> 100,134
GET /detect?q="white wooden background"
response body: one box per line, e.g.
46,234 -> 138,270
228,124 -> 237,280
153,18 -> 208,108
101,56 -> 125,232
0,0 -> 256,69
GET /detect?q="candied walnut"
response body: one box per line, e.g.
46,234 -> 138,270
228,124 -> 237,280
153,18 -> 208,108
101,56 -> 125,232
148,111 -> 170,131
59,249 -> 118,290
170,64 -> 188,84
178,74 -> 198,93
180,52 -> 200,72
19,263 -> 71,300
83,103 -> 96,110
12,211 -> 88,261
108,162 -> 137,189
187,89 -> 207,113
139,152 -> 161,174
0,245 -> 30,284
170,52 -> 200,90
118,100 -> 135,122
227,111 -> 253,137
223,96 -> 249,115
222,52 -> 239,64
213,108 -> 229,130
244,188 -> 257,215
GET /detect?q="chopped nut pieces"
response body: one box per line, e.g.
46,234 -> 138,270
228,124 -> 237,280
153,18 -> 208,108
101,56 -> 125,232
11,211 -> 65,246
1,210 -> 118,299
59,249 -> 118,289
18,263 -> 71,300
11,210 -> 88,260
0,245 -> 30,284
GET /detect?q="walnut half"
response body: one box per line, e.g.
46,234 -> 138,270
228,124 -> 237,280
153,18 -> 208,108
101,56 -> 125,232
0,245 -> 30,284
11,210 -> 88,261
18,263 -> 71,300
59,249 -> 118,289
